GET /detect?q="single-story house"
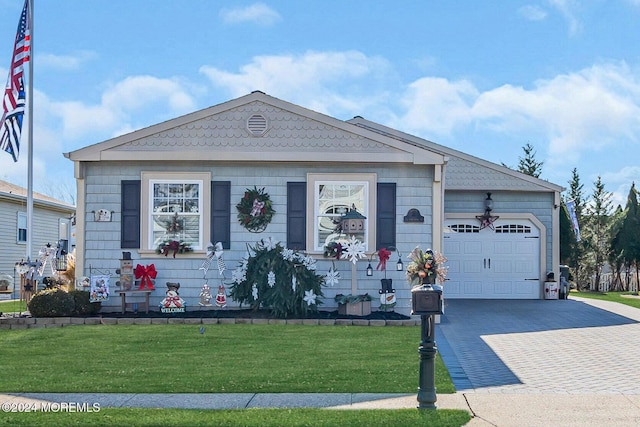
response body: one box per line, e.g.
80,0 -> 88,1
0,179 -> 75,297
65,91 -> 563,316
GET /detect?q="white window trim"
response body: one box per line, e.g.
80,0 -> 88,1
306,173 -> 377,253
16,211 -> 27,244
140,171 -> 211,256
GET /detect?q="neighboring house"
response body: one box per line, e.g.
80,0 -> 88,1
65,91 -> 563,315
0,180 -> 75,295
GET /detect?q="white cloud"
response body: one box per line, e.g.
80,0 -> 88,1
519,5 -> 548,21
200,50 -> 389,115
43,75 -> 197,140
547,0 -> 582,36
220,3 -> 282,26
36,51 -> 97,71
471,62 -> 640,158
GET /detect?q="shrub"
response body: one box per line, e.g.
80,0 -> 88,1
69,290 -> 101,315
28,288 -> 75,317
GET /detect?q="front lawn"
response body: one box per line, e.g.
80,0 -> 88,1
0,323 -> 455,394
572,290 -> 640,309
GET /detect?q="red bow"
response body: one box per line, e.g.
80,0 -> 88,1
134,264 -> 157,290
376,248 -> 391,271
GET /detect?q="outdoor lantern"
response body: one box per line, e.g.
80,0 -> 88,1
340,207 -> 366,235
55,240 -> 68,272
484,192 -> 494,212
396,257 -> 403,271
366,263 -> 373,276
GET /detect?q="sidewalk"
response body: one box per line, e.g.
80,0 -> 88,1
3,391 -> 640,426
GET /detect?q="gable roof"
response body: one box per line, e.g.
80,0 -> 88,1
65,91 -> 445,166
0,179 -> 75,211
348,117 -> 564,193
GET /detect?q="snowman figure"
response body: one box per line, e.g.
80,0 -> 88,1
215,284 -> 227,307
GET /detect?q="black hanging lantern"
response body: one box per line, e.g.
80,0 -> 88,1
55,240 -> 68,272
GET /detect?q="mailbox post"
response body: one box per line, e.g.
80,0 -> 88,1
411,284 -> 443,410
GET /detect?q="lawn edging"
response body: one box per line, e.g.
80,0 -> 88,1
0,316 -> 421,329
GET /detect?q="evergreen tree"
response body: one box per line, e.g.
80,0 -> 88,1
612,183 -> 640,289
564,168 -> 588,289
583,176 -> 613,290
517,143 -> 544,178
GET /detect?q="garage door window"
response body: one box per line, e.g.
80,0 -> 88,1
448,224 -> 480,233
495,224 -> 531,234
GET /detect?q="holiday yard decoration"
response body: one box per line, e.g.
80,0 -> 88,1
156,240 -> 193,257
406,246 -> 448,288
134,263 -> 157,290
229,237 -> 325,318
236,186 -> 275,233
160,282 -> 186,313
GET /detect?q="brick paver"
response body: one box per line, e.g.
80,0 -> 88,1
437,297 -> 640,394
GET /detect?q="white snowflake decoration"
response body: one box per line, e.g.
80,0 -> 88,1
267,270 -> 276,288
303,289 -> 317,306
341,236 -> 367,265
291,275 -> 297,291
281,248 -> 295,261
263,236 -> 278,251
252,283 -> 259,300
325,267 -> 340,287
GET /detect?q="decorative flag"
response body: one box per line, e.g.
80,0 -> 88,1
0,0 -> 31,162
565,199 -> 581,242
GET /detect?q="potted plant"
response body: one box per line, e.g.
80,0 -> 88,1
335,293 -> 372,316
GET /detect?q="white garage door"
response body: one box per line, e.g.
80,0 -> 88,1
443,219 -> 541,299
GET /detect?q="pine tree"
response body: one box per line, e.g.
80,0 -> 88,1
583,176 -> 613,290
517,143 -> 544,178
613,183 -> 640,289
564,168 -> 588,289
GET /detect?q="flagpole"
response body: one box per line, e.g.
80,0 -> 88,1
26,0 -> 33,260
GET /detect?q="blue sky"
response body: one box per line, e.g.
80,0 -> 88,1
0,0 -> 638,206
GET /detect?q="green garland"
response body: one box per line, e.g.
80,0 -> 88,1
236,186 -> 275,233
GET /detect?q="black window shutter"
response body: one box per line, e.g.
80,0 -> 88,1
376,183 -> 396,250
211,181 -> 231,249
121,180 -> 141,248
287,182 -> 306,250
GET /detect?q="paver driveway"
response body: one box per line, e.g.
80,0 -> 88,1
436,297 -> 640,394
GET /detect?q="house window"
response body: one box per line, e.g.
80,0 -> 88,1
17,212 -> 27,243
141,172 -> 211,252
307,173 -> 376,252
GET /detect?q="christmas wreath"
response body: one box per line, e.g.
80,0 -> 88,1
236,186 -> 275,233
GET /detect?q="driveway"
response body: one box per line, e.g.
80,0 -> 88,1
436,297 -> 640,394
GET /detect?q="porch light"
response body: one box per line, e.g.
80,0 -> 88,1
476,192 -> 499,230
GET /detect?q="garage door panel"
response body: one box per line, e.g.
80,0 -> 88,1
491,260 -> 512,274
444,219 -> 541,299
462,260 -> 483,274
492,281 -> 513,295
492,241 -> 513,254
464,241 -> 483,254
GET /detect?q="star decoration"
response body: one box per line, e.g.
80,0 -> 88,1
325,267 -> 340,287
303,289 -> 317,306
476,213 -> 499,230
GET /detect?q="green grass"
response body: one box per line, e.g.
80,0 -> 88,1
572,290 -> 640,309
0,324 -> 455,394
0,407 -> 471,427
0,299 -> 27,314
0,324 -> 469,426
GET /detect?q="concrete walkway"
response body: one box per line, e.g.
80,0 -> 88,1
3,296 -> 640,426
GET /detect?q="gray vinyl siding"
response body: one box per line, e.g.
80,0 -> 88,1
82,161 -> 435,314
0,198 -> 75,291
444,190 -> 556,274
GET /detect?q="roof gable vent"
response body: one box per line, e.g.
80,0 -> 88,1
247,114 -> 268,136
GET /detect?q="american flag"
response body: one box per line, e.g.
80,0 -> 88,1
0,0 -> 31,162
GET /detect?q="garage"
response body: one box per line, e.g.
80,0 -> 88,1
443,218 -> 541,299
